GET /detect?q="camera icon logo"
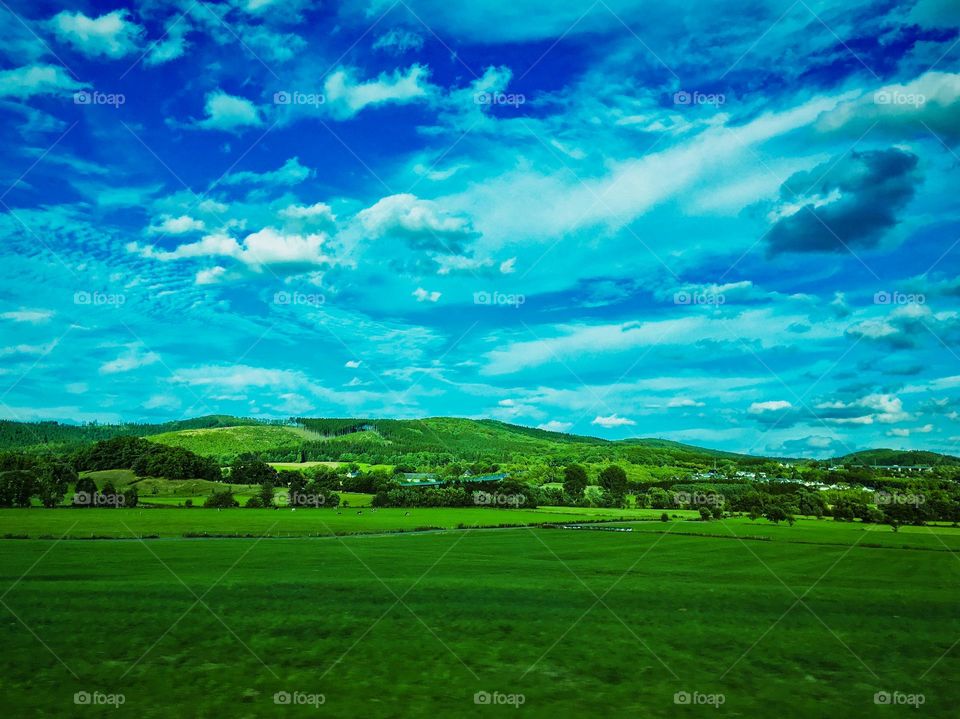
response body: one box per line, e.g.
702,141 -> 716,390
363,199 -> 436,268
874,691 -> 891,705
673,91 -> 691,105
674,691 -> 691,704
474,691 -> 491,705
873,291 -> 890,304
73,91 -> 91,105
74,691 -> 91,705
674,291 -> 691,305
874,91 -> 891,105
274,291 -> 292,305
74,291 -> 92,305
273,91 -> 291,105
274,691 -> 292,705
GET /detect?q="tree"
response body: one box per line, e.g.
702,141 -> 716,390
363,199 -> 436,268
73,475 -> 97,507
257,480 -> 275,508
764,504 -> 794,525
598,465 -> 627,499
284,471 -> 307,506
562,464 -> 588,497
699,507 -> 712,522
0,470 -> 34,507
647,487 -> 672,509
229,456 -> 277,485
204,490 -> 238,508
797,490 -> 826,517
660,512 -> 670,522
36,460 -> 76,508
123,485 -> 139,508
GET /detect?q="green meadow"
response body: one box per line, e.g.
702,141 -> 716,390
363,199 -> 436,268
1,520 -> 957,718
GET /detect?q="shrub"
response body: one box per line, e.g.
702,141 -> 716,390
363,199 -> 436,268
204,490 -> 238,508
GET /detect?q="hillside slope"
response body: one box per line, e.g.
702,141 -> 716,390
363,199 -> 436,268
837,448 -> 960,467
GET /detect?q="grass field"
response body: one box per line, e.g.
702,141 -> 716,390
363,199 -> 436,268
0,506 -> 651,539
148,425 -> 306,457
0,520 -> 957,717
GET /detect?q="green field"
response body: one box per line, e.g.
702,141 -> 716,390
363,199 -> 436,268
149,425 -> 306,459
0,519 -> 957,717
0,506 -> 652,539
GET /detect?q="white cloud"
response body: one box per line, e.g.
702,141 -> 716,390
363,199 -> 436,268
373,29 -> 424,55
666,397 -> 705,408
145,19 -> 189,66
499,257 -> 516,274
817,394 -> 912,425
482,310 -> 844,375
196,91 -> 263,132
413,287 -> 441,302
0,64 -> 84,99
100,345 -> 160,374
324,64 -> 432,119
537,420 -> 572,432
148,215 -> 205,234
345,360 -> 361,368
887,423 -> 934,438
358,193 -> 476,251
1,309 -> 53,323
222,157 -> 312,186
196,266 -> 229,285
749,400 -> 793,414
130,227 -> 334,272
0,340 -> 60,357
280,202 -> 336,227
49,10 -> 143,59
592,413 -> 636,428
143,394 -> 181,411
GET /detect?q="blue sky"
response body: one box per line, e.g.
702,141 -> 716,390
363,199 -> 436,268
0,0 -> 959,457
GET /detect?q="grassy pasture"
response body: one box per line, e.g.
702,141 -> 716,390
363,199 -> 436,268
148,425 -> 305,457
0,525 -> 957,717
0,506 -> 643,539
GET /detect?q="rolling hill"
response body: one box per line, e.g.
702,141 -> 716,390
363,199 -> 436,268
837,448 -> 960,467
3,415 -> 958,469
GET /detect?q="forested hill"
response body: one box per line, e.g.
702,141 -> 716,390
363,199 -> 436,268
2,415 -> 958,468
837,449 -> 960,467
0,415 -> 261,452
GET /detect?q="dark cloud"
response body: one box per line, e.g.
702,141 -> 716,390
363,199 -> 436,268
766,148 -> 920,255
